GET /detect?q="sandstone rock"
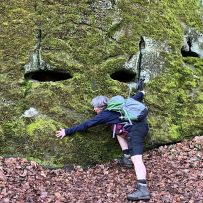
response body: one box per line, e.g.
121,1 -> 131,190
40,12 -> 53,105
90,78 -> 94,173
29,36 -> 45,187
0,0 -> 202,166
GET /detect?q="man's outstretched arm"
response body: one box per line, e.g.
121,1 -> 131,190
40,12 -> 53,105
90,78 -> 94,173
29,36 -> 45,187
55,110 -> 111,138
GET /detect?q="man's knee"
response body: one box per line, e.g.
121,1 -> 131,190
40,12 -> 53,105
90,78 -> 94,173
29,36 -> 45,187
131,154 -> 143,161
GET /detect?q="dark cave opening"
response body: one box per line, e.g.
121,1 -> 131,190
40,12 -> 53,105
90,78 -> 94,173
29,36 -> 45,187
181,37 -> 200,58
181,48 -> 200,57
110,69 -> 136,83
24,70 -> 72,82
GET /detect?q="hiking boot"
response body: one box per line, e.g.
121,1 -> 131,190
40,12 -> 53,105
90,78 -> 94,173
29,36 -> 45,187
127,183 -> 150,201
117,155 -> 133,168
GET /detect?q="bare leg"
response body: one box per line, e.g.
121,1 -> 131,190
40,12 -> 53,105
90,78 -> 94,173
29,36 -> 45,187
117,135 -> 128,150
116,135 -> 133,167
131,155 -> 146,179
127,154 -> 150,200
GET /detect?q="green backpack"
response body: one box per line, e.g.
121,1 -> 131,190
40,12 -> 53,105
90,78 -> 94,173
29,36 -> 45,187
107,95 -> 147,125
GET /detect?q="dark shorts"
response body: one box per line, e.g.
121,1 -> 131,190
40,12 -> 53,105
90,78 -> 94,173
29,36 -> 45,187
126,122 -> 149,156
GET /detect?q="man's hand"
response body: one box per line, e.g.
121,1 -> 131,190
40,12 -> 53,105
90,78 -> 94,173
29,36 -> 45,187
55,128 -> 66,139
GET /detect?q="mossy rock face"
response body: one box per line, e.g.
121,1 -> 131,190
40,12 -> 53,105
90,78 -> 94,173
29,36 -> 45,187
0,0 -> 203,166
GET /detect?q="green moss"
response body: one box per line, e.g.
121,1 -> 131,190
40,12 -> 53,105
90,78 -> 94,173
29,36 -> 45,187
168,124 -> 181,141
26,156 -> 64,169
26,117 -> 57,136
1,118 -> 27,156
0,0 -> 203,166
0,127 -> 4,140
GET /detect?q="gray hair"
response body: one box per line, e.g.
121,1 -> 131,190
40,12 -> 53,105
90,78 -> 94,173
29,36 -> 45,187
91,95 -> 109,108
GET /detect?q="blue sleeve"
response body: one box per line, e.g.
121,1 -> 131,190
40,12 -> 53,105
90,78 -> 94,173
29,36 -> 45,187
65,111 -> 110,136
131,91 -> 144,102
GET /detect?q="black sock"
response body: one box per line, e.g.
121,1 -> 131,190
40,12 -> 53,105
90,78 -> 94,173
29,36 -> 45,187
138,179 -> 147,185
123,149 -> 130,155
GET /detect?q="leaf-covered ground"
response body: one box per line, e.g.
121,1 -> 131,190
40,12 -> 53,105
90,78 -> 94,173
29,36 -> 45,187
0,136 -> 202,203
